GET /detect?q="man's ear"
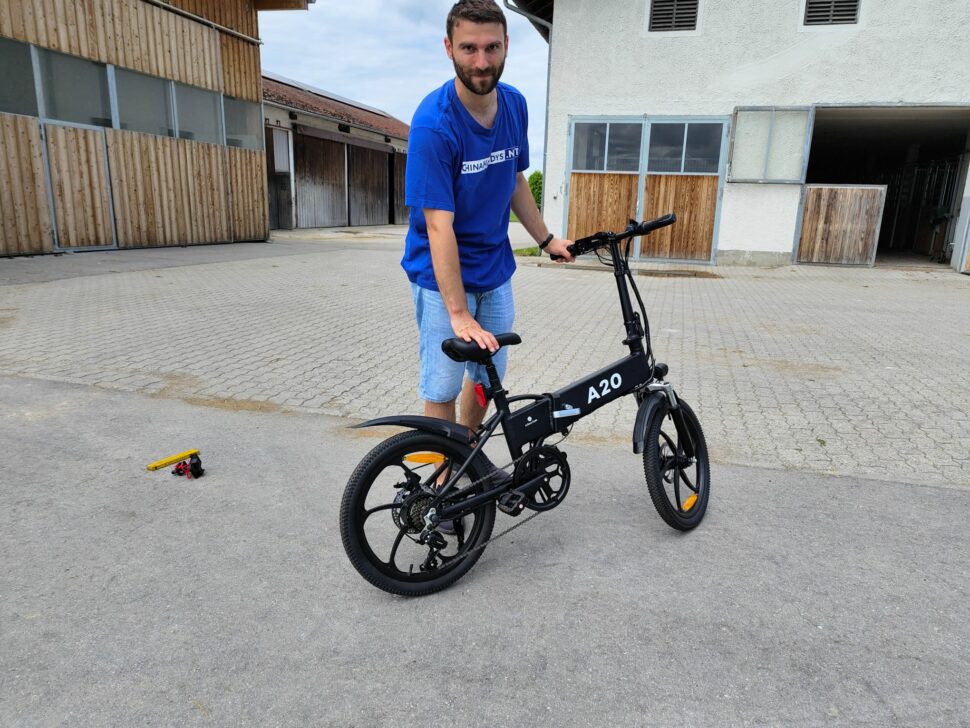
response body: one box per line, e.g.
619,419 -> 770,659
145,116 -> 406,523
444,35 -> 454,61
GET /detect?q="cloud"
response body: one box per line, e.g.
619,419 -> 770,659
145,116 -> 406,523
258,1 -> 550,172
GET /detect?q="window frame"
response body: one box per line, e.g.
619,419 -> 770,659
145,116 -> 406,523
0,36 -> 40,118
570,119 -> 645,174
224,96 -> 265,151
798,0 -> 864,32
802,0 -> 860,26
644,0 -> 704,37
727,106 -> 816,185
35,46 -> 114,130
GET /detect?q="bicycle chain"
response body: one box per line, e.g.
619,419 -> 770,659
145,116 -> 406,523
433,452 -> 544,566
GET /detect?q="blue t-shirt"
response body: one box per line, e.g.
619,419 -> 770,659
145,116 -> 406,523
402,80 -> 529,293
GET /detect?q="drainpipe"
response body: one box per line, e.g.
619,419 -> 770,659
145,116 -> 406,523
503,2 -> 555,232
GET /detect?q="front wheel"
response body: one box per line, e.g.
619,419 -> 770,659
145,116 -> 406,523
339,430 -> 496,596
643,398 -> 710,530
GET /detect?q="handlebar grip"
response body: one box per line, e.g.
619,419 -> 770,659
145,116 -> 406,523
635,213 -> 677,236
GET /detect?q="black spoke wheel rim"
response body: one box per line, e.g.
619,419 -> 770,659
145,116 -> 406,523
350,442 -> 490,584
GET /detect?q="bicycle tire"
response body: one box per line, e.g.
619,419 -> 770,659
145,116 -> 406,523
339,430 -> 496,596
642,399 -> 710,531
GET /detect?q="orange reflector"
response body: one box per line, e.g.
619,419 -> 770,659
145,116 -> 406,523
404,453 -> 446,464
682,494 -> 698,512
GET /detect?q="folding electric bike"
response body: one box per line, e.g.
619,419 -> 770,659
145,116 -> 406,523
340,213 -> 710,596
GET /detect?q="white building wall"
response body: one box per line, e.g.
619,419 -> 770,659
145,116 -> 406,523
543,0 -> 970,262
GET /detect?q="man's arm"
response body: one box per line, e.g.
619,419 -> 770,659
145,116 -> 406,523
509,172 -> 574,262
424,208 -> 499,353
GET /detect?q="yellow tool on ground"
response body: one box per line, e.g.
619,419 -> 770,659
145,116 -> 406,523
147,449 -> 201,471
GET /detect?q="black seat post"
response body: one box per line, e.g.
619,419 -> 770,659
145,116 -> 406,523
483,359 -> 509,412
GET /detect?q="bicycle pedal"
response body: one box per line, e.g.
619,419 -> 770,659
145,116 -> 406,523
497,491 -> 527,516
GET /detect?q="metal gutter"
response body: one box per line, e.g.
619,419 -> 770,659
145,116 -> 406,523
142,0 -> 262,45
503,1 -> 552,31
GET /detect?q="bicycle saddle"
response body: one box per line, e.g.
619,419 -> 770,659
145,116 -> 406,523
441,332 -> 521,364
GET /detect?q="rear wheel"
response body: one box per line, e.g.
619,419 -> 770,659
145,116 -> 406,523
339,430 -> 495,596
643,399 -> 710,531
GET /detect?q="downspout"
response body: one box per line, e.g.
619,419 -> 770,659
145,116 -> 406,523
503,2 -> 555,228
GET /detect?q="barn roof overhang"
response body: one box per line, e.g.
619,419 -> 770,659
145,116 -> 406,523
504,0 -> 553,41
253,0 -> 315,10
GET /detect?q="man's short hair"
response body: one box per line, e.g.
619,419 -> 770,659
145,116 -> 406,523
446,0 -> 508,40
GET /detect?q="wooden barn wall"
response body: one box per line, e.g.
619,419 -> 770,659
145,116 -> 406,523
167,0 -> 258,38
46,124 -> 113,248
348,145 -> 388,226
566,173 -> 639,242
393,152 -> 408,225
641,174 -> 718,260
220,33 -> 261,102
106,129 -> 230,246
227,146 -> 268,241
296,134 -> 347,228
0,0 -> 222,92
797,185 -> 887,266
0,113 -> 53,255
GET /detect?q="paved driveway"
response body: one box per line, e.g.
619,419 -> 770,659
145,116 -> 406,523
1,227 -> 967,489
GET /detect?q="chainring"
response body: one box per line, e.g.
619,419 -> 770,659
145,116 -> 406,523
514,445 -> 571,512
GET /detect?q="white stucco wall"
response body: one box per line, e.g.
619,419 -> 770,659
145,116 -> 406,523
717,184 -> 802,254
542,0 -> 970,259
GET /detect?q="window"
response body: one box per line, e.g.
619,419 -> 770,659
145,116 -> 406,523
572,122 -> 643,172
224,96 -> 263,150
649,0 -> 699,32
0,37 -> 38,117
647,122 -> 723,174
573,123 -> 607,171
729,108 -> 811,183
116,68 -> 174,137
804,0 -> 860,25
38,48 -> 111,126
175,82 -> 222,145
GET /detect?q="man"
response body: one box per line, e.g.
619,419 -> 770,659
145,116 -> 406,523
402,0 -> 574,434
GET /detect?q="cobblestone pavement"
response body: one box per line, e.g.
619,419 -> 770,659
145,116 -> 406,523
1,228 -> 968,488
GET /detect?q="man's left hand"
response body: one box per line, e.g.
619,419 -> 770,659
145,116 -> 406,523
545,238 -> 575,263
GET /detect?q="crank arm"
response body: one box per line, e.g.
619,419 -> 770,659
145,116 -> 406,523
436,473 -> 548,522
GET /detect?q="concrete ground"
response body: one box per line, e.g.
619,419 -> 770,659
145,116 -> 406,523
2,226 -> 969,725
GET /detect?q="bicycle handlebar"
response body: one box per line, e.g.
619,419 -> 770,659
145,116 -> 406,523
559,213 -> 677,259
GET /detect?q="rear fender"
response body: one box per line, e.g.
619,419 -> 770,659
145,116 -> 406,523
350,415 -> 474,445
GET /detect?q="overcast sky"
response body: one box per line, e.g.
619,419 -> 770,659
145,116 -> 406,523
258,1 -> 550,174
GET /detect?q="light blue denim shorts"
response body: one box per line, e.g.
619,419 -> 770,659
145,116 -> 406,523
411,280 -> 515,403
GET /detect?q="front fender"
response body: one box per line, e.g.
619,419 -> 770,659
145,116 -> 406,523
632,391 -> 668,454
350,415 -> 474,444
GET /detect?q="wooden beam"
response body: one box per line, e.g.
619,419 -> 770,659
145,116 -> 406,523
253,0 -> 308,10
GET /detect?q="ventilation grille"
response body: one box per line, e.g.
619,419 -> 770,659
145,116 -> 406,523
649,0 -> 699,32
804,0 -> 860,25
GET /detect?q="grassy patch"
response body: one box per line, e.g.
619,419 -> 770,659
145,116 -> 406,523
513,246 -> 541,257
510,211 -> 520,223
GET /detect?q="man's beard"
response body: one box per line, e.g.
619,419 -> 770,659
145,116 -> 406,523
453,58 -> 505,96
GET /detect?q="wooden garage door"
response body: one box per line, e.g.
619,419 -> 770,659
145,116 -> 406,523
46,124 -> 113,248
641,174 -> 719,260
392,152 -> 408,225
0,113 -> 53,256
349,145 -> 389,226
566,173 -> 639,240
295,134 -> 347,228
797,185 -> 887,265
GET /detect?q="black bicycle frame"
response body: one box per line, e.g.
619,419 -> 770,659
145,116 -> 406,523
431,237 -> 690,522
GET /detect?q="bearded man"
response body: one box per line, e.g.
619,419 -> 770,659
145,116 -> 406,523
402,0 -> 574,434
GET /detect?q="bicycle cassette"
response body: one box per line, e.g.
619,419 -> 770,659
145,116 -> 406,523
513,445 -> 570,512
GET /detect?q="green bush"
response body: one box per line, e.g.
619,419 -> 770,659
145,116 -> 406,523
528,171 -> 543,211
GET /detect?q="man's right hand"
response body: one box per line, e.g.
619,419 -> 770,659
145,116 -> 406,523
451,312 -> 498,353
